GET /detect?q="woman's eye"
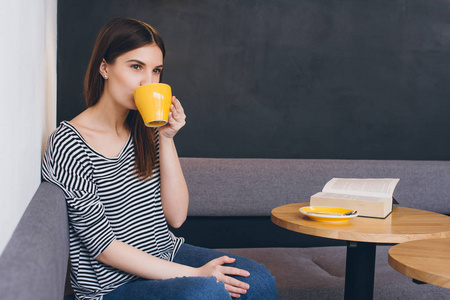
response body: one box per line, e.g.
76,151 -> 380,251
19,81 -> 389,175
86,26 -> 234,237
153,68 -> 162,74
131,65 -> 142,70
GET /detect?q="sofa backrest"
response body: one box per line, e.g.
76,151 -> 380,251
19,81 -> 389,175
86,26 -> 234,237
0,182 -> 69,300
180,158 -> 450,216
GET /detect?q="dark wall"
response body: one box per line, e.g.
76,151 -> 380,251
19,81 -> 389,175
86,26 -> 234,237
58,0 -> 450,160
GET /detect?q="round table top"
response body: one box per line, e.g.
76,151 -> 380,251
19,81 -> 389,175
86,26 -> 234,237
271,202 -> 450,243
388,238 -> 450,289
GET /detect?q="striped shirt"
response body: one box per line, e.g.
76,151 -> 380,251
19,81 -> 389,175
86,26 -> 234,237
41,121 -> 184,300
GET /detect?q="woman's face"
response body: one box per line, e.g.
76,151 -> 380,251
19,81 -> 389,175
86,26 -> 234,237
100,43 -> 163,110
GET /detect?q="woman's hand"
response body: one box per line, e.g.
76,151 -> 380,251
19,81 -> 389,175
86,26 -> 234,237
159,96 -> 186,139
197,256 -> 250,298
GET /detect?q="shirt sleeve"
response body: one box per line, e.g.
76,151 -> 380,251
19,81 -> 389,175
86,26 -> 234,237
42,129 -> 116,258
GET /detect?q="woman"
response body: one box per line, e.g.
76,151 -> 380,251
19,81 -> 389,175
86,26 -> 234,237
42,18 -> 277,300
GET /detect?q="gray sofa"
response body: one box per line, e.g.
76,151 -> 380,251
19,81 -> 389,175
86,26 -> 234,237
1,158 -> 450,299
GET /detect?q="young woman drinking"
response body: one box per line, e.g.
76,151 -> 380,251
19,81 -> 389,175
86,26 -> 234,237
42,18 -> 277,300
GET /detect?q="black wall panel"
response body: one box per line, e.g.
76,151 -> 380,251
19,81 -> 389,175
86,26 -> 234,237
58,0 -> 450,159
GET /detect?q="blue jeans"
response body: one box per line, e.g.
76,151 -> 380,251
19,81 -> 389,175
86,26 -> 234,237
103,243 -> 278,300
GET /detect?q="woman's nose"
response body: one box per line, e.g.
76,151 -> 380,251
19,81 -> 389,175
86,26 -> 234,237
140,72 -> 158,86
150,76 -> 159,84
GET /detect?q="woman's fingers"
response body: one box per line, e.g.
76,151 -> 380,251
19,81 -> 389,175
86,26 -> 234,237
221,274 -> 250,290
222,275 -> 249,298
221,266 -> 250,278
172,96 -> 185,114
160,97 -> 185,138
211,256 -> 250,279
170,97 -> 185,120
199,256 -> 250,297
214,256 -> 250,296
214,255 -> 236,264
224,283 -> 246,298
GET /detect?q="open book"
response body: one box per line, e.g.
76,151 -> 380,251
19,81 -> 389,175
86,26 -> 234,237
310,178 -> 400,218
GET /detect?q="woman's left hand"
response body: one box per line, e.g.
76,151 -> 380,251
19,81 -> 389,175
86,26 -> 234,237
159,96 -> 186,138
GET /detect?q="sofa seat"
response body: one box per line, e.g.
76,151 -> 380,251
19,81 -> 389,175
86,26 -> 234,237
221,246 -> 450,299
63,245 -> 450,299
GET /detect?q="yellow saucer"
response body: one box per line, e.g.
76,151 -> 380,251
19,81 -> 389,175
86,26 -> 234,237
299,206 -> 358,223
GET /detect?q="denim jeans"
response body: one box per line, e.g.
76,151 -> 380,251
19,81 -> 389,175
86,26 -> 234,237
103,243 -> 278,300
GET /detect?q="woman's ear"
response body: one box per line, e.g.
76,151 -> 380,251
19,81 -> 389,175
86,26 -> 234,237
99,59 -> 108,79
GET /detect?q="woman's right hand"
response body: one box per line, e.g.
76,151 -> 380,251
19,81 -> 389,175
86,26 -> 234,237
197,256 -> 250,298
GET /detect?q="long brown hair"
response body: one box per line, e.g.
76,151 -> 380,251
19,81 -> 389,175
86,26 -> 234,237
84,18 -> 165,179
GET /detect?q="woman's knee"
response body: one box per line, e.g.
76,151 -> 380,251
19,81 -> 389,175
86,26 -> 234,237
236,261 -> 278,299
253,268 -> 277,299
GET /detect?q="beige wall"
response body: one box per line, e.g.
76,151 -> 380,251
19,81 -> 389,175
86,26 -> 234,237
0,0 -> 57,255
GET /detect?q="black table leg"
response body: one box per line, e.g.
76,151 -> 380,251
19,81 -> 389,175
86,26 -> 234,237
344,241 -> 377,300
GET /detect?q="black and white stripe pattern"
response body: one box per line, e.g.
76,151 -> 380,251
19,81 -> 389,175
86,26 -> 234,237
42,121 -> 184,300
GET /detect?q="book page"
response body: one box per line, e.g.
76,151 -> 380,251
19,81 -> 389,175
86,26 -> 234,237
322,178 -> 400,198
315,192 -> 388,202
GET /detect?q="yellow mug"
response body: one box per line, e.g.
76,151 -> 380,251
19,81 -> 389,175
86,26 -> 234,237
134,83 -> 172,127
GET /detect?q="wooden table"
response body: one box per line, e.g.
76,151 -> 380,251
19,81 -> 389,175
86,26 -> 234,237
389,238 -> 450,289
271,202 -> 450,300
